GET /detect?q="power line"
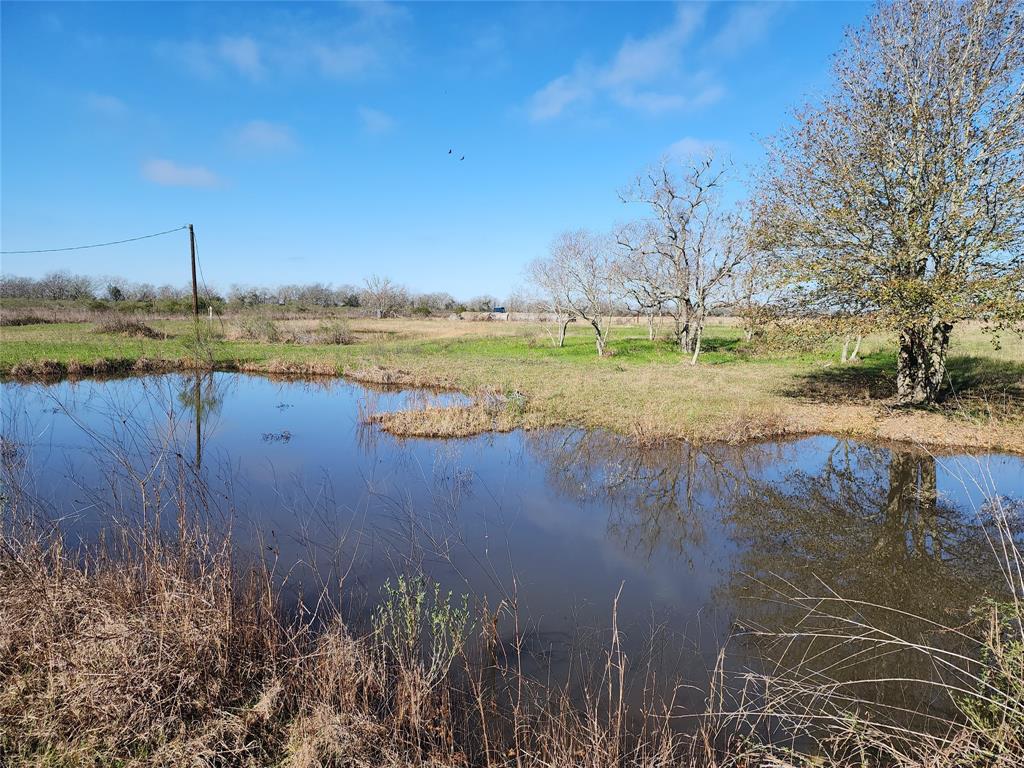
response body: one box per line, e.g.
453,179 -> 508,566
1,225 -> 188,254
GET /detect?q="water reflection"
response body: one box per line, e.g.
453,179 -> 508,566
1,373 -> 1021,728
720,441 -> 1019,727
175,372 -> 224,469
726,441 -> 1013,614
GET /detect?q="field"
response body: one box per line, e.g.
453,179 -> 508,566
2,307 -> 1022,452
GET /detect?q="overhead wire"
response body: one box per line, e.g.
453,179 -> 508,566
1,225 -> 189,254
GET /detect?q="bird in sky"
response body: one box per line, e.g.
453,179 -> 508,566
448,149 -> 452,154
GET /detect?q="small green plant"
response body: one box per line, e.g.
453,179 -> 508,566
960,599 -> 1024,755
504,388 -> 528,417
181,323 -> 220,368
372,574 -> 472,690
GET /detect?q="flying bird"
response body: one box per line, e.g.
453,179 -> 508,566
448,149 -> 452,154
460,155 -> 465,161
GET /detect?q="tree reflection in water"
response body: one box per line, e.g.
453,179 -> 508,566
527,429 -> 1019,731
525,429 -> 785,563
723,441 -> 1019,733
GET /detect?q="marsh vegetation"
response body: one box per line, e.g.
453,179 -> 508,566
1,373 -> 1021,765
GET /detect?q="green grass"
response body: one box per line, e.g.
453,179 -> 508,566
2,315 -> 1022,451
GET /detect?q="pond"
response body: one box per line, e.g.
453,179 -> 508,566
2,372 -> 1022,726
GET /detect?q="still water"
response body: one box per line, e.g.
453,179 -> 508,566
2,372 -> 1022,721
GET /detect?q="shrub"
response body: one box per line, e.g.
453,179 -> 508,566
312,320 -> 353,345
95,316 -> 161,339
235,317 -> 281,343
0,315 -> 53,327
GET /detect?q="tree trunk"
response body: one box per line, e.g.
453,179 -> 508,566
689,327 -> 703,365
674,317 -> 690,353
895,322 -> 951,405
673,301 -> 693,353
850,334 -> 862,361
689,311 -> 706,365
841,335 -> 851,363
647,312 -> 655,341
592,320 -> 606,356
556,317 -> 571,348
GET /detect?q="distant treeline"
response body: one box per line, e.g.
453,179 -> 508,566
0,270 -> 539,316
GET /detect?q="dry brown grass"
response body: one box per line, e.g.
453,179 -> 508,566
344,364 -> 456,390
8,357 -> 191,380
357,354 -> 1023,451
4,506 -> 1018,768
95,316 -> 163,339
237,357 -> 340,376
367,404 -> 519,438
0,510 -> 726,768
2,414 -> 1020,767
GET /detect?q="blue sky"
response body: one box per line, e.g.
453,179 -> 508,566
1,1 -> 868,298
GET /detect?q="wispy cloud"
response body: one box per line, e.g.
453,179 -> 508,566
357,106 -> 396,135
666,136 -> 723,160
83,92 -> 128,117
527,2 -> 779,122
704,2 -> 783,57
156,3 -> 409,82
235,120 -> 296,152
218,36 -> 264,79
528,4 -> 707,121
142,159 -> 222,188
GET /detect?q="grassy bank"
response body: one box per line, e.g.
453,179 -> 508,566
2,314 -> 1022,452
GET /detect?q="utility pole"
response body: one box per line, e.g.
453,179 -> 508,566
189,224 -> 199,323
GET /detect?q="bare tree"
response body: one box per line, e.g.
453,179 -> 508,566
621,154 -> 752,363
727,243 -> 785,344
612,221 -> 667,341
526,256 -> 575,347
529,230 -> 618,356
361,275 -> 407,319
36,270 -> 95,300
757,0 -> 1024,404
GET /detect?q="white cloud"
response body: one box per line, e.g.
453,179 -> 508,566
601,5 -> 703,89
312,42 -> 378,78
529,73 -> 594,121
357,106 -> 396,134
156,3 -> 408,82
527,2 -> 778,122
705,2 -> 782,57
83,92 -> 128,117
235,120 -> 296,152
666,136 -> 721,160
527,4 -> 707,121
142,159 -> 222,188
218,36 -> 264,79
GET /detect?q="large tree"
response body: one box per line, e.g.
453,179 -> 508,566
759,0 -> 1024,404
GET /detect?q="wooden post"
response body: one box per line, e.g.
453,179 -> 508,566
189,224 -> 199,323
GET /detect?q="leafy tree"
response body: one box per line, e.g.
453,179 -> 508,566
758,0 -> 1024,404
